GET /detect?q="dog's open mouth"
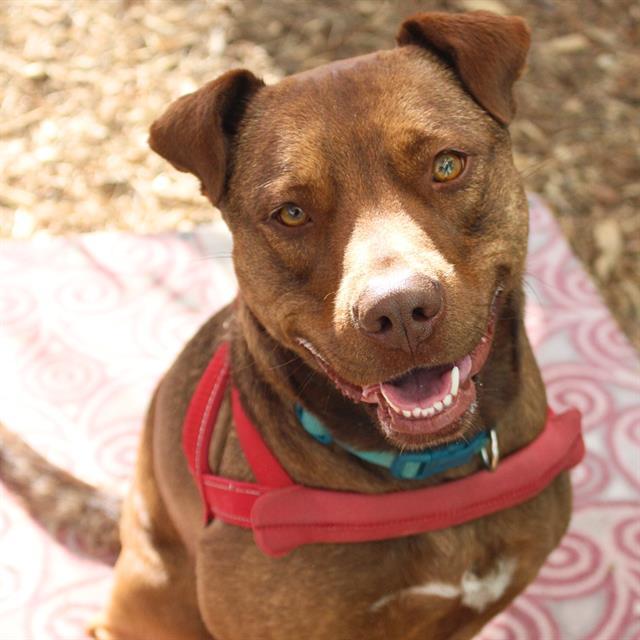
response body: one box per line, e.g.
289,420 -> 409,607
297,291 -> 500,441
359,321 -> 494,437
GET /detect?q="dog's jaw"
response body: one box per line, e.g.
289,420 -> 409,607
296,289 -> 502,447
364,322 -> 493,440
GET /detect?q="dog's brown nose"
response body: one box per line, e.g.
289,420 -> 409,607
355,272 -> 443,352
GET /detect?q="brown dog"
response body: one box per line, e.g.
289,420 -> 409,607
83,11 -> 574,640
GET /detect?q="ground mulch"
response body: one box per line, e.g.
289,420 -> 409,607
1,0 -> 638,349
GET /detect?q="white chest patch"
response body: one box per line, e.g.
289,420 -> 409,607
371,557 -> 516,613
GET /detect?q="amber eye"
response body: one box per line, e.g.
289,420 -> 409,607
433,151 -> 466,183
275,203 -> 309,227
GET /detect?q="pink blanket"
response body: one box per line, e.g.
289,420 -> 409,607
1,197 -> 638,639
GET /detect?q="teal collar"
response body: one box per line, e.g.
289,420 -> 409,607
295,404 -> 490,481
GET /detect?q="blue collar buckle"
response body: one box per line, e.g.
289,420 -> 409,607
388,434 -> 490,480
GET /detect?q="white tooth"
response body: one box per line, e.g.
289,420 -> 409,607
380,391 -> 401,414
402,410 -> 412,418
412,407 -> 422,418
450,366 -> 460,397
420,408 -> 430,418
443,394 -> 453,407
426,407 -> 435,417
434,401 -> 444,412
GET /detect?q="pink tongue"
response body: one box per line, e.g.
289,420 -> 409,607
380,365 -> 451,410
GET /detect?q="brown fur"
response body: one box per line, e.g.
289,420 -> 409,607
0,11 -> 572,640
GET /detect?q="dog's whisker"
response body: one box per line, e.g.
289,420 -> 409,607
522,279 -> 543,305
523,272 -> 567,296
519,157 -> 555,180
288,362 -> 313,388
192,252 -> 233,263
268,356 -> 302,371
296,370 -> 320,398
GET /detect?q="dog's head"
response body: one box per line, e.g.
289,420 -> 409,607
150,11 -> 531,449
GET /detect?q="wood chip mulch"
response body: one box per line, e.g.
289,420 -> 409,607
1,0 -> 638,349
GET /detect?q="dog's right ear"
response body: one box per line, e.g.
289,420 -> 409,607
149,69 -> 264,204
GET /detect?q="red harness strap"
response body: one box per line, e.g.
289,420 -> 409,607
183,344 -> 585,557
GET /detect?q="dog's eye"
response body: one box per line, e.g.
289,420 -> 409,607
433,151 -> 466,183
275,204 -> 309,227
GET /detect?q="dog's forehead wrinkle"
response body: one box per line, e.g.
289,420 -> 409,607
257,48 -> 490,144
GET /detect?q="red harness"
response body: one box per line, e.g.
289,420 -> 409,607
183,342 -> 585,557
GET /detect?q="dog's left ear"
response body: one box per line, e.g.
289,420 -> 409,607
149,69 -> 264,204
397,11 -> 530,125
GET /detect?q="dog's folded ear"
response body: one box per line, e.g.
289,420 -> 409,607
149,69 -> 264,203
397,11 -> 530,125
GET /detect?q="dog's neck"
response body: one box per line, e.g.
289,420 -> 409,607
229,289 -> 547,485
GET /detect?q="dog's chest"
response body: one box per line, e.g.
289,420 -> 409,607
194,402 -> 572,639
196,516 -> 532,640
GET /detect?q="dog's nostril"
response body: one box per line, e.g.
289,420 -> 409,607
378,316 -> 392,332
412,307 -> 429,322
355,273 -> 443,351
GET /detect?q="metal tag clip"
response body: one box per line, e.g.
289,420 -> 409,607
481,428 -> 500,471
